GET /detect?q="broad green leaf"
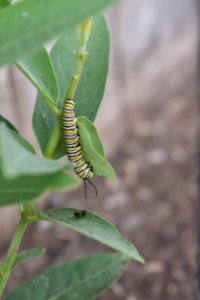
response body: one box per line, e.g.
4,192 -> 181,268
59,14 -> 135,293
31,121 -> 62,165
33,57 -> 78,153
77,117 -> 116,181
38,208 -> 144,263
6,253 -> 127,300
13,248 -> 46,269
0,0 -> 9,9
17,47 -> 59,104
0,115 -> 34,153
32,97 -> 65,159
0,170 -> 80,207
33,14 -> 109,158
51,14 -> 110,120
0,123 -> 68,178
0,0 -> 117,68
78,116 -> 105,157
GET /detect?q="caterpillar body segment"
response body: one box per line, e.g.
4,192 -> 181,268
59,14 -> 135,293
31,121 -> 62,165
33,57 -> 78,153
62,99 -> 94,181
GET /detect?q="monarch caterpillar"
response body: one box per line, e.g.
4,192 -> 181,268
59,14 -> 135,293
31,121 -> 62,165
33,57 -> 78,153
62,99 -> 97,197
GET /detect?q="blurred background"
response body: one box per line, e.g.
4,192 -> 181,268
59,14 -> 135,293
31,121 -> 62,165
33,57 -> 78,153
0,0 -> 198,299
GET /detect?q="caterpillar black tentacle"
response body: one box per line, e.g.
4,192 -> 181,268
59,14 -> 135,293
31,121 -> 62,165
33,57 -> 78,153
62,99 -> 97,197
85,178 -> 98,197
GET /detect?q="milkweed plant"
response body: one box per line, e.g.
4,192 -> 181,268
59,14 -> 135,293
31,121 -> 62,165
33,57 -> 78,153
0,0 -> 144,299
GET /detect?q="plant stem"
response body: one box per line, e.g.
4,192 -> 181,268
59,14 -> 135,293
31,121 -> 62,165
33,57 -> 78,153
64,53 -> 86,100
45,99 -> 59,116
44,19 -> 93,159
0,215 -> 28,297
65,18 -> 93,100
16,63 -> 59,117
44,114 -> 61,158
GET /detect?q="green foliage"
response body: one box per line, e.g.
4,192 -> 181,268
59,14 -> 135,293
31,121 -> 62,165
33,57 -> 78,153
0,170 -> 80,207
0,115 -> 17,132
0,0 -> 9,10
0,0 -> 117,67
13,248 -> 46,270
33,14 -> 109,158
38,208 -> 144,263
33,98 -> 62,158
6,254 -> 127,300
77,116 -> 105,157
0,1 -> 143,298
17,47 -> 59,105
0,121 -> 79,207
0,115 -> 34,152
51,14 -> 110,121
0,123 -> 68,178
77,117 -> 116,180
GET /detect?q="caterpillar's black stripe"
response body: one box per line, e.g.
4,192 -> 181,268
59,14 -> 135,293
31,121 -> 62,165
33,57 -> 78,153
62,99 -> 94,180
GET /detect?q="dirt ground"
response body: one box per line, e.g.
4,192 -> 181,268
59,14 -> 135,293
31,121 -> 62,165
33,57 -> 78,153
2,74 -> 198,300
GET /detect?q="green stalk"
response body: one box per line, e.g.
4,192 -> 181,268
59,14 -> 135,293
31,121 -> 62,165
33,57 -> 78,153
0,216 -> 28,297
65,18 -> 93,100
45,18 -> 93,158
44,114 -> 61,158
16,62 -> 59,117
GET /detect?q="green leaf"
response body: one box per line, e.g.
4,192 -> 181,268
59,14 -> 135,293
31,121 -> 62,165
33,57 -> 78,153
77,117 -> 116,181
0,123 -> 68,178
6,253 -> 127,300
78,116 -> 105,157
0,116 -> 34,153
32,97 -> 65,159
51,14 -> 110,121
0,114 -> 17,132
17,47 -> 59,105
0,0 -> 117,68
33,14 -> 109,158
0,0 -> 9,9
0,171 -> 80,207
38,208 -> 144,263
13,248 -> 46,270
0,262 -> 5,275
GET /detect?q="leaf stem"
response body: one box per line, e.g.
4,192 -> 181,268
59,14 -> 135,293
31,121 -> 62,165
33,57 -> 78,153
16,62 -> 59,117
65,18 -> 93,100
0,212 -> 29,297
44,114 -> 61,158
43,98 -> 59,116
